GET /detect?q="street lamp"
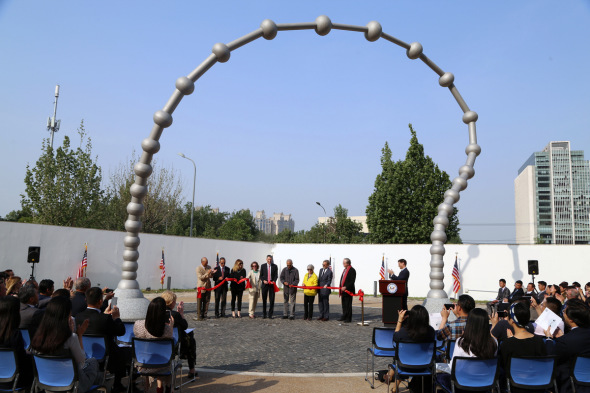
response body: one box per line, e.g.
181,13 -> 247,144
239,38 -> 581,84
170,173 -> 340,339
315,201 -> 327,243
178,153 -> 196,237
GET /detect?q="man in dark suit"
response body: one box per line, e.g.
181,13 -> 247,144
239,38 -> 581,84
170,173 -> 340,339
487,278 -> 511,315
18,284 -> 44,336
537,281 -> 547,304
547,299 -> 590,393
508,280 -> 525,302
71,277 -> 114,317
212,257 -> 230,318
317,259 -> 333,321
388,258 -> 410,310
338,258 -> 356,323
75,287 -> 128,393
260,254 -> 278,319
38,279 -> 54,309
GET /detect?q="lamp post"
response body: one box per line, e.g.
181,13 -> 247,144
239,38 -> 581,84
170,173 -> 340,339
178,153 -> 196,237
315,201 -> 327,244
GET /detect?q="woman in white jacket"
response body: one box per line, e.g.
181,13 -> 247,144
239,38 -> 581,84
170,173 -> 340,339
248,261 -> 262,318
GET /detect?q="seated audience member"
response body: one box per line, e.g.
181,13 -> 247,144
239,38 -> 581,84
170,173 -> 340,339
384,305 -> 435,385
499,303 -> 547,388
161,290 -> 197,380
52,288 -> 72,299
71,277 -> 113,317
30,297 -> 102,392
134,297 -> 174,393
532,297 -> 565,337
546,299 -> 590,393
0,296 -> 33,389
559,281 -> 569,296
0,275 -> 6,297
437,308 -> 498,391
6,276 -> 22,297
437,294 -> 475,341
524,282 -> 538,303
38,279 -> 54,308
487,279 -> 510,315
491,298 -> 535,342
4,270 -> 14,278
18,284 -> 44,336
507,280 -> 524,302
537,281 -> 547,303
75,287 -> 128,393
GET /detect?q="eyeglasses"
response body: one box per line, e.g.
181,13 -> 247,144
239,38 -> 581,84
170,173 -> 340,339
307,269 -> 313,271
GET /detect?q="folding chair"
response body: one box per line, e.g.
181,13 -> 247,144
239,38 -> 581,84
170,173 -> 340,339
365,327 -> 396,388
506,356 -> 557,393
571,355 -> 590,393
437,357 -> 500,393
445,340 -> 457,362
388,340 -> 436,393
130,337 -> 181,393
117,322 -> 135,347
18,329 -> 30,351
82,335 -> 111,384
0,348 -> 25,392
32,353 -> 104,393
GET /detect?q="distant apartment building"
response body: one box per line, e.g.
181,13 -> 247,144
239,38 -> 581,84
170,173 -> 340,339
515,141 -> 590,244
318,215 -> 369,233
255,211 -> 295,235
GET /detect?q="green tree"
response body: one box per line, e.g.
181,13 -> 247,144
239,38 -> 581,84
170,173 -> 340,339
303,205 -> 365,244
366,124 -> 461,244
21,121 -> 105,228
218,209 -> 258,241
1,208 -> 33,223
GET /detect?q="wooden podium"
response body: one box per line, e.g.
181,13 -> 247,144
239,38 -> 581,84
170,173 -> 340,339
379,280 -> 407,325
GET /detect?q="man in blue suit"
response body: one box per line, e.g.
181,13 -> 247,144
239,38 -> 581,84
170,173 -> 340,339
317,259 -> 333,321
389,258 -> 410,310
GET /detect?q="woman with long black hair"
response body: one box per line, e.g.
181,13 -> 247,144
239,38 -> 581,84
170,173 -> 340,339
30,296 -> 101,392
0,296 -> 33,389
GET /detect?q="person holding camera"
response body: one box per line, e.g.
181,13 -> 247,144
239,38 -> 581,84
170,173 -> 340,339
437,294 -> 475,341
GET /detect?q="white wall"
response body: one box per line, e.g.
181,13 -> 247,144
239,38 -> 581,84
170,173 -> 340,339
1,222 -> 588,300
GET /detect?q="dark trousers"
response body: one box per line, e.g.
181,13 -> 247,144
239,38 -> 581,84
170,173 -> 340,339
341,294 -> 353,322
231,290 -> 244,312
214,286 -> 228,316
180,330 -> 197,370
402,295 -> 408,311
303,295 -> 315,319
261,284 -> 275,317
198,290 -> 210,318
318,291 -> 330,319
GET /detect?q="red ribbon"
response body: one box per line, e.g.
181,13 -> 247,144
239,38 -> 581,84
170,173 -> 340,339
281,285 -> 364,302
197,277 -> 251,298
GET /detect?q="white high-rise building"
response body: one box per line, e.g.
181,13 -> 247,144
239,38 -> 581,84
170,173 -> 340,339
255,211 -> 295,235
515,141 -> 590,244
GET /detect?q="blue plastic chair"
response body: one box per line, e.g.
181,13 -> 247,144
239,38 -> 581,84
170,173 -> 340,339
117,322 -> 135,347
446,340 -> 456,362
571,356 -> 590,393
130,337 -> 181,393
18,329 -> 30,351
446,357 -> 500,393
506,356 -> 557,392
32,354 -> 102,393
81,335 -> 110,384
388,340 -> 436,393
0,348 -> 24,392
365,327 -> 396,388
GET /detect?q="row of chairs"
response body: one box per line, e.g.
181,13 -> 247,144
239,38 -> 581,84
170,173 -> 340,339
0,324 -> 187,393
365,327 -> 590,393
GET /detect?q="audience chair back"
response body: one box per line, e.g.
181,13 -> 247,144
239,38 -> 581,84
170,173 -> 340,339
365,327 -> 396,388
507,356 -> 557,392
0,348 -> 21,392
117,322 -> 135,346
81,335 -> 110,384
389,340 -> 437,393
571,355 -> 590,392
18,329 -> 30,351
445,340 -> 457,362
451,357 -> 500,392
32,353 -> 101,393
130,337 -> 180,393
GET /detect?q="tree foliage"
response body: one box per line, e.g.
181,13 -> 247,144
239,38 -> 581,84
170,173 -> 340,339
21,121 -> 105,228
366,124 -> 461,244
218,209 -> 258,241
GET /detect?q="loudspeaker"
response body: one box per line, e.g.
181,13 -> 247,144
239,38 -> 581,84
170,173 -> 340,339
27,246 -> 40,263
528,260 -> 539,275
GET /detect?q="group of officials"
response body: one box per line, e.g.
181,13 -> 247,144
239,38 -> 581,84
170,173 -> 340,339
195,255 -> 359,322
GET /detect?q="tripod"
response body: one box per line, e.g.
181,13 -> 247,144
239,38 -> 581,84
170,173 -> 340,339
29,262 -> 37,281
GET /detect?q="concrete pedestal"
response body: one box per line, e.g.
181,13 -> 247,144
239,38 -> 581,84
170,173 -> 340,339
115,288 -> 150,322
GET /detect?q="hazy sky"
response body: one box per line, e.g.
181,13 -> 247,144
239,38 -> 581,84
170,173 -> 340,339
1,1 -> 589,243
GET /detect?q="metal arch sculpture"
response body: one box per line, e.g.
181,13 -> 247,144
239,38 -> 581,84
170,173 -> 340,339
116,15 -> 480,319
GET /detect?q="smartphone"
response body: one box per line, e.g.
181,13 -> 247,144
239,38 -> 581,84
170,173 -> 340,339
166,310 -> 172,321
110,297 -> 117,307
105,288 -> 114,293
444,303 -> 455,310
497,310 -> 507,318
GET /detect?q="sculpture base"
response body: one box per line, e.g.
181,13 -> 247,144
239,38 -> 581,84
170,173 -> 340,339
115,288 -> 150,322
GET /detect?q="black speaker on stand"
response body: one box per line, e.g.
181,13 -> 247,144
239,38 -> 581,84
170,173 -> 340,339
527,260 -> 539,286
27,246 -> 41,281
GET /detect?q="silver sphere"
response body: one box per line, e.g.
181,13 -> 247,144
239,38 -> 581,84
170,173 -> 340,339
126,202 -> 145,216
459,165 -> 475,179
315,15 -> 332,36
430,230 -> 447,243
123,250 -> 139,262
122,261 -> 138,271
462,111 -> 478,124
130,184 -> 148,198
121,271 -> 137,280
364,21 -> 382,42
444,189 -> 460,203
430,244 -> 445,255
439,72 -> 454,87
133,163 -> 153,178
141,138 -> 160,154
453,176 -> 468,191
429,271 -> 444,281
260,19 -> 278,40
433,215 -> 449,227
212,42 -> 231,63
175,76 -> 195,95
406,42 -> 423,59
124,236 -> 141,248
438,202 -> 454,215
124,219 -> 142,233
153,110 -> 173,128
465,143 -> 482,156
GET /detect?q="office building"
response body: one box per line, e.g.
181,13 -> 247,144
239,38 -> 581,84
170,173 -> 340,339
255,211 -> 295,235
515,141 -> 590,244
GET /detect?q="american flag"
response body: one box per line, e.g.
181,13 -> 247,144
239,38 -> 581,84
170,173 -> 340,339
379,255 -> 385,280
329,255 -> 332,271
452,256 -> 461,294
76,244 -> 87,279
216,253 -> 220,269
159,249 -> 166,285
